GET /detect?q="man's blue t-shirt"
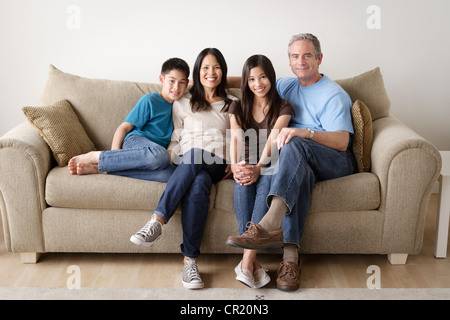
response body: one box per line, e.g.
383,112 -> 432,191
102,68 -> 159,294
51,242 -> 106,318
276,75 -> 354,135
124,92 -> 173,148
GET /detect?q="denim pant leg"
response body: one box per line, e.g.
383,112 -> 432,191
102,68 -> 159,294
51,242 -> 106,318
234,174 -> 272,235
269,137 -> 355,247
180,170 -> 212,258
100,135 -> 173,182
280,164 -> 314,248
154,148 -> 227,257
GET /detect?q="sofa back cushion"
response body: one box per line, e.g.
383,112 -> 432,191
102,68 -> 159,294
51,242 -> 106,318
38,65 -> 390,151
335,67 -> 390,121
39,65 -> 161,150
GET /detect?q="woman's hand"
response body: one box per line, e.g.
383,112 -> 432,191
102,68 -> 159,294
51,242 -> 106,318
222,164 -> 233,180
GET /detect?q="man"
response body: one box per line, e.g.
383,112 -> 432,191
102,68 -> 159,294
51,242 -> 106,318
227,33 -> 356,291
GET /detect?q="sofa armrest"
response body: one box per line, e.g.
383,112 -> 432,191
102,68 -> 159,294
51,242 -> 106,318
0,122 -> 52,252
371,115 -> 442,254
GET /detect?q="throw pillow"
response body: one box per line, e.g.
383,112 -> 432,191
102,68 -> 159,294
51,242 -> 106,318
22,99 -> 96,167
336,67 -> 390,121
351,100 -> 373,172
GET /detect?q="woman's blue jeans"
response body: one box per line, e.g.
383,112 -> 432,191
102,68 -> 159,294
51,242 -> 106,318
153,148 -> 228,258
268,137 -> 356,248
98,135 -> 175,182
234,174 -> 273,235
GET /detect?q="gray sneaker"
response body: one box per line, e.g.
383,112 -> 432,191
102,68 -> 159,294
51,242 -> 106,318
182,259 -> 204,289
130,217 -> 162,247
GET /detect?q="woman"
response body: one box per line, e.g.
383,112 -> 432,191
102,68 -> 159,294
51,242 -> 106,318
130,48 -> 235,290
227,55 -> 293,288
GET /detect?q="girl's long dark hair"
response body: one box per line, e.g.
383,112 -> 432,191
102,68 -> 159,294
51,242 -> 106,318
233,55 -> 288,131
190,48 -> 232,112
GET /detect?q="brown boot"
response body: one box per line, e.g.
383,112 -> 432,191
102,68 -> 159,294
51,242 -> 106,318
276,260 -> 301,292
226,223 -> 284,250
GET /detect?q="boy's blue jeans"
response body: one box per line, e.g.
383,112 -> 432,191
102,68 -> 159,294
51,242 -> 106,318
98,135 -> 175,182
268,137 -> 356,248
153,148 -> 228,258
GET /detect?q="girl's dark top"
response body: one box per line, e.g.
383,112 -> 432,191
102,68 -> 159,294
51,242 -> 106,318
228,100 -> 294,164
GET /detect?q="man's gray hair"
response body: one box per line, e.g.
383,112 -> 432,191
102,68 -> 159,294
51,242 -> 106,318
288,33 -> 321,58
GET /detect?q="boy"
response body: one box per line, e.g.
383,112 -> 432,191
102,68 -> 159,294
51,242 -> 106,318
68,58 -> 190,182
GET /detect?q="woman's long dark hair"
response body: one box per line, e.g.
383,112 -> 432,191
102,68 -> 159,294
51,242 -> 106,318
190,48 -> 232,112
232,55 -> 288,131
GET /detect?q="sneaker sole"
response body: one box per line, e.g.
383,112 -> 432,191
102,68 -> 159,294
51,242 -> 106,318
129,234 -> 161,248
226,239 -> 284,250
182,280 -> 204,290
254,275 -> 271,289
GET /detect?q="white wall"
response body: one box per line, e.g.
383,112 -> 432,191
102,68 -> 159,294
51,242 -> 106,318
1,0 -> 450,150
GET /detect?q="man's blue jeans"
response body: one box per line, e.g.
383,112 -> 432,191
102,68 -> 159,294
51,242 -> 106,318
268,137 -> 356,248
98,135 -> 175,182
153,148 -> 228,258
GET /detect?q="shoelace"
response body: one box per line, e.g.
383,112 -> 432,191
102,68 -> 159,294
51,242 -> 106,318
279,262 -> 299,279
244,222 -> 258,235
185,260 -> 201,281
138,219 -> 161,238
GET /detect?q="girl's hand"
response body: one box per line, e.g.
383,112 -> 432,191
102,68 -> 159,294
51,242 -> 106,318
232,161 -> 261,186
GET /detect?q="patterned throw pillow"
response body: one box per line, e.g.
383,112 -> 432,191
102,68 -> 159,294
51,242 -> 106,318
351,100 -> 373,172
22,99 -> 96,166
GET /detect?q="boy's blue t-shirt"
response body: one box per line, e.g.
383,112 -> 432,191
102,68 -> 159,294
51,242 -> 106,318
276,75 -> 354,135
124,92 -> 173,148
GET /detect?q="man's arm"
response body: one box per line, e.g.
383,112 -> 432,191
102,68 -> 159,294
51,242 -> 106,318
277,128 -> 350,152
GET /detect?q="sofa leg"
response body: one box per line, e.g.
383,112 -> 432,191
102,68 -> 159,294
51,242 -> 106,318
20,252 -> 41,264
387,253 -> 408,265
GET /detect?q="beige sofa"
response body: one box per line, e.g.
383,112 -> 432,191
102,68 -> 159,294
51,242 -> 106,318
0,65 -> 442,265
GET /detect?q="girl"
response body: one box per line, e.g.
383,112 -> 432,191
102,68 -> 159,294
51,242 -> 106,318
227,55 -> 294,289
130,48 -> 236,290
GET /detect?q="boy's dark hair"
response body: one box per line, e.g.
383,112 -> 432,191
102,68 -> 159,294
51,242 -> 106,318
161,58 -> 190,79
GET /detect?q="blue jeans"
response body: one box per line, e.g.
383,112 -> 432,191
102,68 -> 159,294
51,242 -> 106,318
153,148 -> 228,258
98,135 -> 175,182
268,137 -> 356,248
234,174 -> 273,235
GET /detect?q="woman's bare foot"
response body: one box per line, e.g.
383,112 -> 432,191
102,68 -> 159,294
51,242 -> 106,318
68,151 -> 101,175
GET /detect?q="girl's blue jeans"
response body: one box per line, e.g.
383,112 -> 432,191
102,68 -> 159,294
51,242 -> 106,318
234,174 -> 273,235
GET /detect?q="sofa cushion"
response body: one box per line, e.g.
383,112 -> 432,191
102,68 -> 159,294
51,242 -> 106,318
22,100 -> 96,166
351,100 -> 373,172
335,67 -> 390,121
39,65 -> 162,150
214,172 -> 380,213
45,167 -> 216,213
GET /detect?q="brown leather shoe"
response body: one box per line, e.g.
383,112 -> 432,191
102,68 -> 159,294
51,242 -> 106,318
276,260 -> 301,292
226,223 -> 284,250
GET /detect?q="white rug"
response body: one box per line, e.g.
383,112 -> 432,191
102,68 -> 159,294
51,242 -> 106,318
0,287 -> 449,300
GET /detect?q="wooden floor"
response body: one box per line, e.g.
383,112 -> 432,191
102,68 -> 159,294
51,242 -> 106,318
1,194 -> 449,289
